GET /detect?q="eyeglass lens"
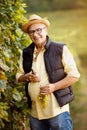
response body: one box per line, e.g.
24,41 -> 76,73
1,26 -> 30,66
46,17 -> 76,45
28,27 -> 45,35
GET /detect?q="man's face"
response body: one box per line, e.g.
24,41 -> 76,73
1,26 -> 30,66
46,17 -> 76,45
28,23 -> 47,47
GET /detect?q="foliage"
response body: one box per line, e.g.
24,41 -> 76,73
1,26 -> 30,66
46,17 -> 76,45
0,0 -> 31,129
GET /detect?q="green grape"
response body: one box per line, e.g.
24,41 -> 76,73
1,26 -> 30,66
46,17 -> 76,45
38,94 -> 48,108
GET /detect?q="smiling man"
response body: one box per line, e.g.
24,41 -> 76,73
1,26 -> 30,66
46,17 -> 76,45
16,14 -> 80,130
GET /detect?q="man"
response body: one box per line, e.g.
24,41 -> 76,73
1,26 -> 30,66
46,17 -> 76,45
16,14 -> 80,130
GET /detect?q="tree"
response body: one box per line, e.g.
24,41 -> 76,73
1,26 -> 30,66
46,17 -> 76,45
0,0 -> 30,129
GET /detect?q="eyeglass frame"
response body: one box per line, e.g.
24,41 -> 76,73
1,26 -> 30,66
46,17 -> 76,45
28,26 -> 46,36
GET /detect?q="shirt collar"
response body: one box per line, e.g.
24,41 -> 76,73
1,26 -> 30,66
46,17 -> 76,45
45,36 -> 51,50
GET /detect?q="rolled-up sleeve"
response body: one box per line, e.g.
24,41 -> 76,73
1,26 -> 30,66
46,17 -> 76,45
62,45 -> 80,78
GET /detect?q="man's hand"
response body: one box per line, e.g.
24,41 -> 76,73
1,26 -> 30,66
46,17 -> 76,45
28,73 -> 40,82
40,84 -> 55,95
18,71 -> 40,82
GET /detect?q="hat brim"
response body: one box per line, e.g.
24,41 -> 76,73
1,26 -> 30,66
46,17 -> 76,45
22,19 -> 50,33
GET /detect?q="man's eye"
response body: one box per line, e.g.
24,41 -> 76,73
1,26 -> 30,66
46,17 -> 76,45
36,28 -> 41,32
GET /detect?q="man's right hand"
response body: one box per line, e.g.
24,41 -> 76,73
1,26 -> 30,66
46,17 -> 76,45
18,72 -> 40,83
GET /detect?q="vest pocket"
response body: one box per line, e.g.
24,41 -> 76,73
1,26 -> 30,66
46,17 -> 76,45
53,86 -> 74,107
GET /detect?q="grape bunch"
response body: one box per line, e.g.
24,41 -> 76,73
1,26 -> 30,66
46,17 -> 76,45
38,94 -> 48,108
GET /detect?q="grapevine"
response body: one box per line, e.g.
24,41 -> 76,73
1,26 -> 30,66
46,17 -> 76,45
38,94 -> 48,108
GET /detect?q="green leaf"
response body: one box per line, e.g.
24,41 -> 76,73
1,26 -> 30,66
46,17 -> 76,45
0,80 -> 6,90
12,88 -> 22,102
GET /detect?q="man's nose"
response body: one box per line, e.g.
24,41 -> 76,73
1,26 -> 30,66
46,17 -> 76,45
33,31 -> 38,36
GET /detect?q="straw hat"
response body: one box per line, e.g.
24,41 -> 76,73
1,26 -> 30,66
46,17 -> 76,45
22,14 -> 50,33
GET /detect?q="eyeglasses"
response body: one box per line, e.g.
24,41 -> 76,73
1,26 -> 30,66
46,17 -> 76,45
28,26 -> 46,36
